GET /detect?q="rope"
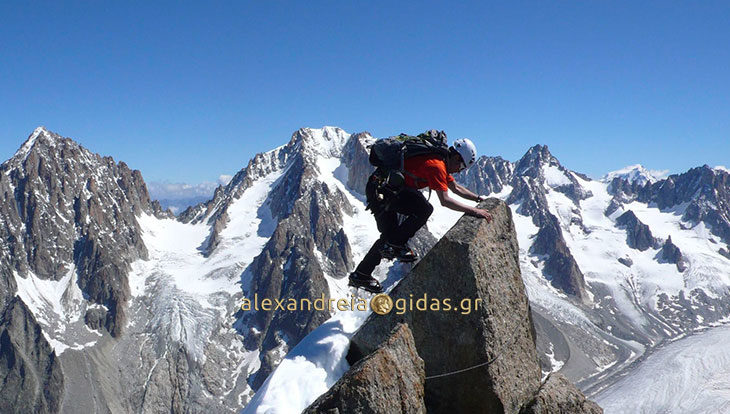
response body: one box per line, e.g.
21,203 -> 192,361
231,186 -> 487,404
425,357 -> 498,380
424,327 -> 522,380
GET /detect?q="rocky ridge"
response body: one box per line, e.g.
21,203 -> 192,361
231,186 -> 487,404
177,127 -> 438,393
608,165 -> 730,245
457,145 -> 591,303
615,210 -> 659,251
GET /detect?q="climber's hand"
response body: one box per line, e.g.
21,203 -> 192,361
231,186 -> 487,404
470,208 -> 493,222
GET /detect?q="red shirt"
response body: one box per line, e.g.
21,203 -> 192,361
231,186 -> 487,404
403,154 -> 455,191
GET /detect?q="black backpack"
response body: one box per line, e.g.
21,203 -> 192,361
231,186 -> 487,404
367,130 -> 450,206
369,129 -> 450,172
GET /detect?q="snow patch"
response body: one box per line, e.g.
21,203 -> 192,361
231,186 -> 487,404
13,267 -> 84,325
13,266 -> 99,355
542,343 -> 565,380
242,309 -> 369,414
543,164 -> 572,187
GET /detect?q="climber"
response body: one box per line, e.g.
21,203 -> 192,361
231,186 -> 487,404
349,133 -> 492,293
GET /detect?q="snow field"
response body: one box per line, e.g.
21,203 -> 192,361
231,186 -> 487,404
13,266 -> 98,355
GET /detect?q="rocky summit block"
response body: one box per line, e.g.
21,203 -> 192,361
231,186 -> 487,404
304,323 -> 426,414
348,198 -> 542,413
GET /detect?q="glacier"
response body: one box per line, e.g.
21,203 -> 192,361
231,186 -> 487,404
595,324 -> 730,414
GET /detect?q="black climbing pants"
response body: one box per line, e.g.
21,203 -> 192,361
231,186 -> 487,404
354,174 -> 434,276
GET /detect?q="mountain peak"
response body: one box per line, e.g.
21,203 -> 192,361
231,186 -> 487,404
527,144 -> 551,156
602,164 -> 664,186
16,126 -> 46,157
290,126 -> 351,158
520,144 -> 557,164
11,126 -> 70,164
514,144 -> 561,177
32,125 -> 48,137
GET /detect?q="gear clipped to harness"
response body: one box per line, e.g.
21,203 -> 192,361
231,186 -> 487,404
366,130 -> 450,208
373,170 -> 405,202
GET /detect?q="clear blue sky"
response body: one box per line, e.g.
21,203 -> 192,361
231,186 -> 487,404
1,1 -> 728,185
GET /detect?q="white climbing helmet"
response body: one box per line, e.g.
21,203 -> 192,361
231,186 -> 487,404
452,138 -> 477,169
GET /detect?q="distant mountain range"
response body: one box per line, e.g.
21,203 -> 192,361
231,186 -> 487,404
155,196 -> 212,214
1,126 -> 729,413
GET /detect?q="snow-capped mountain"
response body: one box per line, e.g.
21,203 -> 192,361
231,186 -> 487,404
2,126 -> 729,413
0,127 -> 171,412
601,164 -> 666,187
174,126 -> 378,392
